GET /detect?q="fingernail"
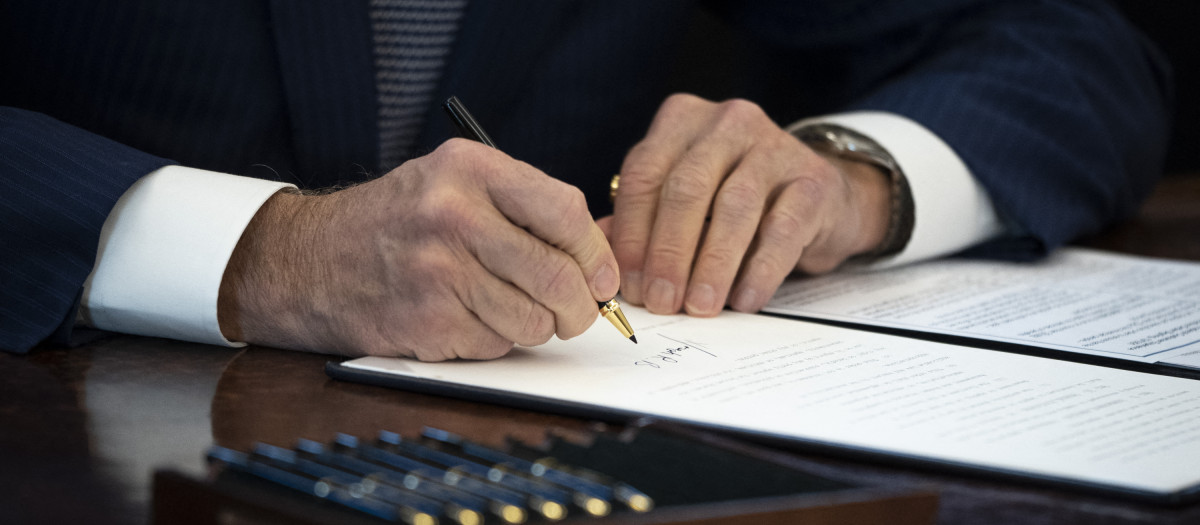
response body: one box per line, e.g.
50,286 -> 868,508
624,271 -> 643,302
647,278 -> 677,312
685,283 -> 717,315
593,264 -> 618,298
733,288 -> 759,312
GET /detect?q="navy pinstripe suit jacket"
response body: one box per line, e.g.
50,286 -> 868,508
0,0 -> 1172,353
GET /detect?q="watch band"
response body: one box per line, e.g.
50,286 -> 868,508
792,123 -> 914,259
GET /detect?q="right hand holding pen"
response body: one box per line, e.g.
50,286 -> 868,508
217,139 -> 620,361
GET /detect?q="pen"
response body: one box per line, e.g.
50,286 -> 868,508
442,95 -> 638,344
505,438 -> 653,513
207,446 -> 438,525
290,440 -> 488,525
250,443 -> 449,522
378,430 -> 572,520
419,427 -> 613,517
332,434 -> 530,524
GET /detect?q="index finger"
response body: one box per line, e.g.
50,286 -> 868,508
479,151 -> 620,302
610,94 -> 712,306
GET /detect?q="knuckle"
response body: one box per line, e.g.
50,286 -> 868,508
434,138 -> 504,180
647,241 -> 693,268
609,229 -> 649,271
715,182 -> 764,219
421,341 -> 458,361
380,315 -> 450,361
555,185 -> 591,224
429,325 -> 468,361
699,242 -> 743,270
798,254 -> 842,275
413,187 -> 455,229
620,151 -> 670,190
661,167 -> 713,205
408,250 -> 457,288
419,191 -> 483,240
534,252 -> 580,305
663,92 -> 704,113
752,228 -> 804,274
763,204 -> 807,241
555,302 -> 596,340
460,333 -> 514,360
738,261 -> 780,294
719,98 -> 766,123
435,137 -> 482,161
612,237 -> 649,267
752,249 -> 794,278
608,220 -> 651,267
650,94 -> 710,133
790,174 -> 831,210
517,303 -> 555,346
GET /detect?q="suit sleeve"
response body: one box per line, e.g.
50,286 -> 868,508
0,107 -> 172,353
725,0 -> 1172,259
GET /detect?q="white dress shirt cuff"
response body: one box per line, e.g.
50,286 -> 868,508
81,165 -> 295,347
789,111 -> 1004,268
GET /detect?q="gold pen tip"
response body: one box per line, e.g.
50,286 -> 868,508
630,335 -> 637,344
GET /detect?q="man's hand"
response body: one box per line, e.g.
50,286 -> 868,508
217,139 -> 620,361
607,94 -> 892,316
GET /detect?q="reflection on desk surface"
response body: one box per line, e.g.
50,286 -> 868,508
3,174 -> 1200,524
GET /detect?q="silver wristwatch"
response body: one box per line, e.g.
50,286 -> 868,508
792,123 -> 914,258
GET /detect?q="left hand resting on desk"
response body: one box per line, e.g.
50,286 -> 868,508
602,93 -> 893,317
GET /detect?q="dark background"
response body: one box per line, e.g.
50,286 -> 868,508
1117,0 -> 1199,174
672,2 -> 1199,174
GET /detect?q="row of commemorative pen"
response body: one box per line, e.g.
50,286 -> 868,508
206,427 -> 654,524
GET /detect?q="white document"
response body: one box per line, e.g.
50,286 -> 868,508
342,306 -> 1200,500
765,248 -> 1200,370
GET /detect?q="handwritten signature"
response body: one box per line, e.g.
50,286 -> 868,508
634,335 -> 717,368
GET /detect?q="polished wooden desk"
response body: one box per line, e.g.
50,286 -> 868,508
3,175 -> 1200,525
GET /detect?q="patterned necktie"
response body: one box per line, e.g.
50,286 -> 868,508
369,0 -> 468,172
